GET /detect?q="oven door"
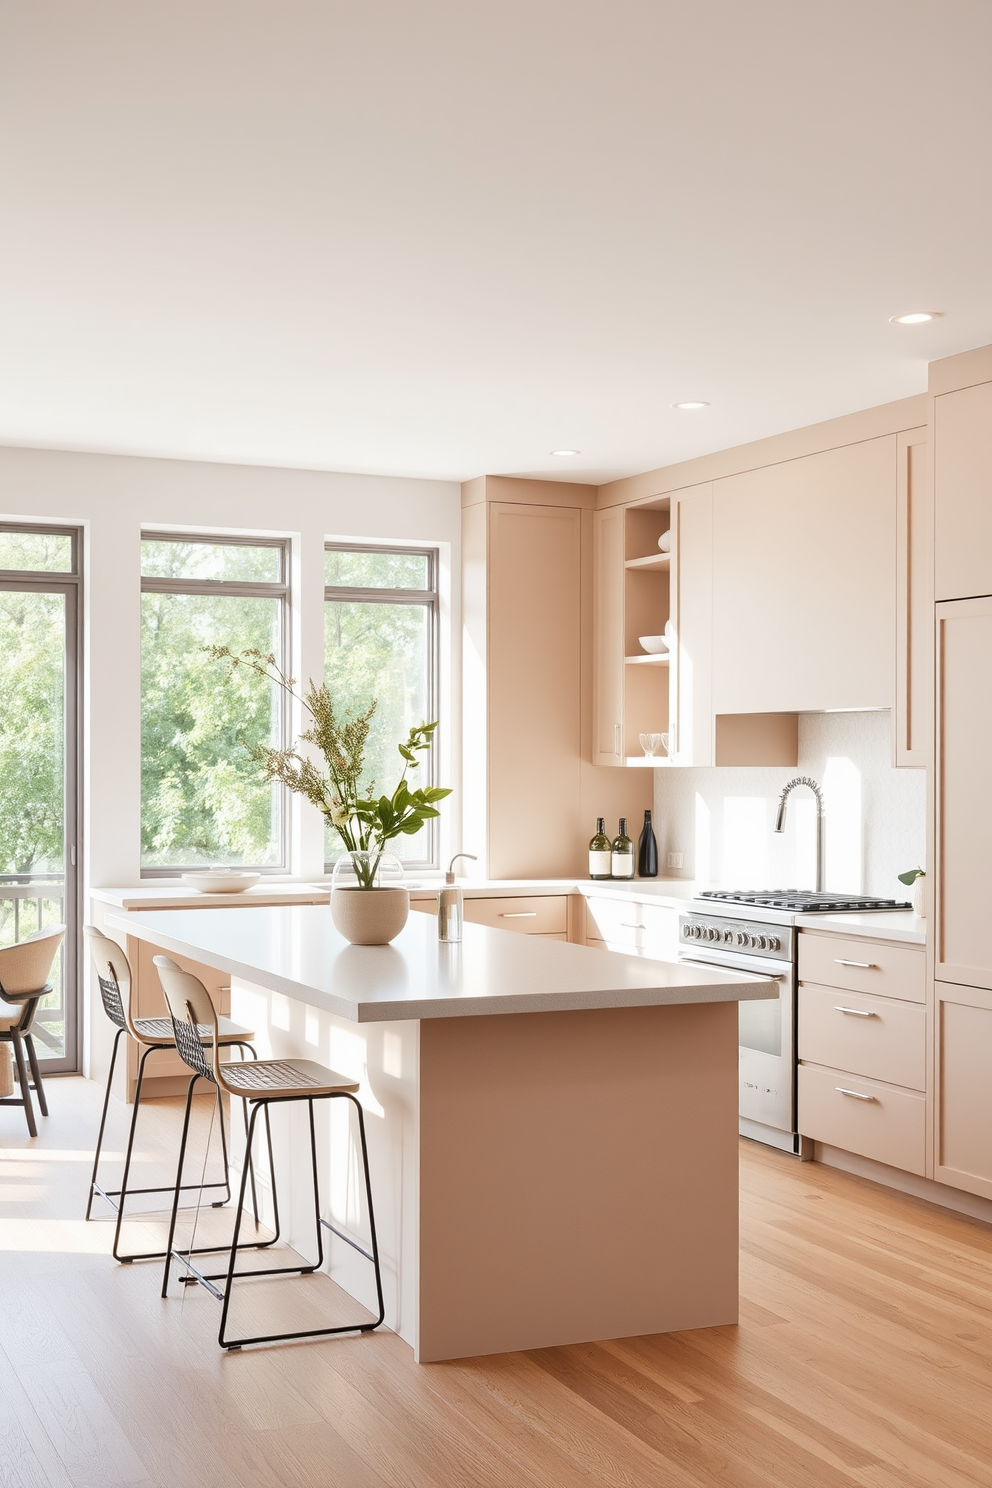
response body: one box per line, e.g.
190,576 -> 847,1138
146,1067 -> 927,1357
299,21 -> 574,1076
679,946 -> 796,1138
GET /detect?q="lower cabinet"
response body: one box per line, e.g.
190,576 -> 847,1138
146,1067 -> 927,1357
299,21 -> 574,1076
797,930 -> 927,1175
934,980 -> 992,1201
410,894 -> 571,941
582,895 -> 680,961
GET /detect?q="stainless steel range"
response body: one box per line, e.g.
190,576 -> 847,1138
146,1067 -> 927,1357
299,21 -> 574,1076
679,889 -> 910,1154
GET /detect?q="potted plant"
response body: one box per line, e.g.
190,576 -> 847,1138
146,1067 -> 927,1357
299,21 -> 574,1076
211,647 -> 450,944
897,866 -> 926,918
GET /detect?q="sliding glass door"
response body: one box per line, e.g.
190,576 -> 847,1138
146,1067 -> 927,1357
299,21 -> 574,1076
0,527 -> 81,1071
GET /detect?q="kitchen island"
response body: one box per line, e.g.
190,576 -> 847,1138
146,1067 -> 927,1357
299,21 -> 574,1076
107,904 -> 776,1362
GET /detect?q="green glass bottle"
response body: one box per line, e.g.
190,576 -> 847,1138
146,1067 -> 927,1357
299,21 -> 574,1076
611,818 -> 634,880
588,817 -> 612,880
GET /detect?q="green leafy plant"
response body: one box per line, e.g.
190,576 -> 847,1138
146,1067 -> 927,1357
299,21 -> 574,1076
209,647 -> 450,887
897,867 -> 925,885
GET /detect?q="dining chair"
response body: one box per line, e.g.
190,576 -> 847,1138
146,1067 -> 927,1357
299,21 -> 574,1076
0,925 -> 66,1137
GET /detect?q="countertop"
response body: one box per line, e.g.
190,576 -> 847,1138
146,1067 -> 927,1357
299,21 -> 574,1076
794,909 -> 926,945
106,904 -> 778,1023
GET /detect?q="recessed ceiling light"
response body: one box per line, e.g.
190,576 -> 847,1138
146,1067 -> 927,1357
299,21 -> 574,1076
550,448 -> 580,456
889,311 -> 942,325
672,401 -> 709,411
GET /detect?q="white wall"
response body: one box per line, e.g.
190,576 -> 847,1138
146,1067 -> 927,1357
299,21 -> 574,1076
653,710 -> 926,897
0,444 -> 461,1065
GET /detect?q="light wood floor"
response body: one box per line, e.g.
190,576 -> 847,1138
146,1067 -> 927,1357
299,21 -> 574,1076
3,1076 -> 992,1488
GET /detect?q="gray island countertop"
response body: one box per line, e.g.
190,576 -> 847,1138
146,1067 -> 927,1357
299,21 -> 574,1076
106,903 -> 777,1023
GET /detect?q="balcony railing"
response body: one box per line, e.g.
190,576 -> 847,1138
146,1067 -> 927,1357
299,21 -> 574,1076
0,875 -> 68,1056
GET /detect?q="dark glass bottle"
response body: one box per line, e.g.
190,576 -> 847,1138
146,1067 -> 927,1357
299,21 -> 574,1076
588,817 -> 612,880
637,808 -> 658,878
611,818 -> 634,880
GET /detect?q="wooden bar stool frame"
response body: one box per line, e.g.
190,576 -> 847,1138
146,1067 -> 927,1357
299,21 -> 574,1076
83,926 -> 268,1265
157,956 -> 385,1351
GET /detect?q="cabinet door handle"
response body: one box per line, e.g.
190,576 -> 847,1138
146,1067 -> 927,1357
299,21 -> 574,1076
614,723 -> 621,757
834,1005 -> 877,1017
835,1087 -> 876,1101
834,959 -> 877,969
500,911 -> 538,918
621,922 -> 647,930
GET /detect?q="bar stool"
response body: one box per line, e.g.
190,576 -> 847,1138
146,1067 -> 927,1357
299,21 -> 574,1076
84,926 -> 259,1263
155,955 -> 385,1350
0,925 -> 66,1137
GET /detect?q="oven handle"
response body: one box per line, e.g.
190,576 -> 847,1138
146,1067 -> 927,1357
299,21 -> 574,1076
678,954 -> 787,982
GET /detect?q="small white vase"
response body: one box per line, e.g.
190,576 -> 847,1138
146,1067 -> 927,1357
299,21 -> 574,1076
911,876 -> 926,918
331,886 -> 410,945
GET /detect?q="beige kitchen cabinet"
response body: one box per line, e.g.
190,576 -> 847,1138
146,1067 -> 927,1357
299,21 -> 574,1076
711,438 -> 896,714
410,893 -> 574,942
797,929 -> 927,1175
934,596 -> 992,989
934,981 -> 992,1200
933,379 -> 992,602
667,484 -> 714,766
463,478 -> 649,877
582,894 -> 680,961
592,500 -> 671,765
894,428 -> 931,765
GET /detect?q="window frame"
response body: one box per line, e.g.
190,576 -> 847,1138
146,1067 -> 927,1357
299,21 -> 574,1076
139,531 -> 291,877
0,521 -> 83,1073
323,542 -> 441,873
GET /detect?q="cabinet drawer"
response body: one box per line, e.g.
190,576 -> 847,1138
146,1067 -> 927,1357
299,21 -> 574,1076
798,932 -> 925,1002
464,896 -> 568,934
583,897 -> 678,959
799,983 -> 926,1090
798,1063 -> 926,1175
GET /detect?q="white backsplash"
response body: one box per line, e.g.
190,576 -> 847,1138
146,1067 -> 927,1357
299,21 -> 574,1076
653,710 -> 926,898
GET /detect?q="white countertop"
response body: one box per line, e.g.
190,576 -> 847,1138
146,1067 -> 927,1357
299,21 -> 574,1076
106,904 -> 777,1023
794,909 -> 926,945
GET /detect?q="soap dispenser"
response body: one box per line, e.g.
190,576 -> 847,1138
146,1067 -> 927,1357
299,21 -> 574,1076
438,853 -> 478,942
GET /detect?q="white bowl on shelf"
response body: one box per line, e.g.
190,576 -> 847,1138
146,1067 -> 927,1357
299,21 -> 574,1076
181,871 -> 261,894
638,634 -> 669,654
657,531 -> 671,552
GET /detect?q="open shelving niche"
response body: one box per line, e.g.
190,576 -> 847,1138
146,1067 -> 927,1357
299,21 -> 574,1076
622,502 -> 672,764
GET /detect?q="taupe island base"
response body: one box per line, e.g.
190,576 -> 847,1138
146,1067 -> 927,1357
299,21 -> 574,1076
105,904 -> 776,1362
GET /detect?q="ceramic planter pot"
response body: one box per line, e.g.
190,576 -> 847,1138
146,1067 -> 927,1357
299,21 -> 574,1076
331,885 -> 410,945
911,876 -> 926,917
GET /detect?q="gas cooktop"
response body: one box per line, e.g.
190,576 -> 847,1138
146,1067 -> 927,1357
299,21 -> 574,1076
697,890 -> 911,912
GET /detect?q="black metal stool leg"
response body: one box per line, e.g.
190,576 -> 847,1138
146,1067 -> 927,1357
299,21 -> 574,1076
349,1094 -> 386,1329
112,1042 -> 157,1261
161,1075 -> 201,1298
9,1030 -> 36,1138
218,1098 -> 265,1346
86,1026 -> 125,1219
24,1033 -> 48,1117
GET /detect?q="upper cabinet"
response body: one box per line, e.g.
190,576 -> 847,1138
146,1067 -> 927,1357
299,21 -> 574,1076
592,500 -> 671,765
711,438 -> 896,715
934,380 -> 992,602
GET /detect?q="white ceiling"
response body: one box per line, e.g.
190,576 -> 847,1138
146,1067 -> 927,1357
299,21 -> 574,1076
3,1 -> 992,485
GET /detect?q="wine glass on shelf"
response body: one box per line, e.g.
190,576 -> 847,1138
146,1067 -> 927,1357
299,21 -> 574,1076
639,732 -> 665,758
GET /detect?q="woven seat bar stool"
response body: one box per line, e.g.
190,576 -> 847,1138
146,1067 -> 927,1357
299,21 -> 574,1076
156,955 -> 385,1350
84,926 -> 264,1264
0,925 -> 66,1137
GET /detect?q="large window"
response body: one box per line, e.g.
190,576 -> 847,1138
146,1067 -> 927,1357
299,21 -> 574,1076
324,544 -> 439,869
0,524 -> 81,1069
140,535 -> 289,873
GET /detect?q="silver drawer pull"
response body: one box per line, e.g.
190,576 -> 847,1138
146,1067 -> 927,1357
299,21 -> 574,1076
835,1087 -> 876,1101
834,1006 -> 877,1017
621,922 -> 647,930
834,959 -> 877,969
500,911 -> 538,918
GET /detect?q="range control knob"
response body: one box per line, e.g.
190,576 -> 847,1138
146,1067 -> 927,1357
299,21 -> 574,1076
692,925 -> 703,938
767,935 -> 781,952
736,931 -> 748,946
754,935 -> 767,950
723,929 -> 734,943
682,924 -> 692,938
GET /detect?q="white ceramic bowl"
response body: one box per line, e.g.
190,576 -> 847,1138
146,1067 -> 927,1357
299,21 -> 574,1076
181,871 -> 261,894
657,531 -> 672,552
638,634 -> 669,654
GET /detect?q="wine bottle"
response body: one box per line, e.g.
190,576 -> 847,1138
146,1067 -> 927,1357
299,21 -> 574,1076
637,808 -> 658,878
588,818 -> 612,880
611,818 -> 634,880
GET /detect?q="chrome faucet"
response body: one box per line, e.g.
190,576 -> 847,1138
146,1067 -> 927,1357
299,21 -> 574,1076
774,776 -> 825,892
